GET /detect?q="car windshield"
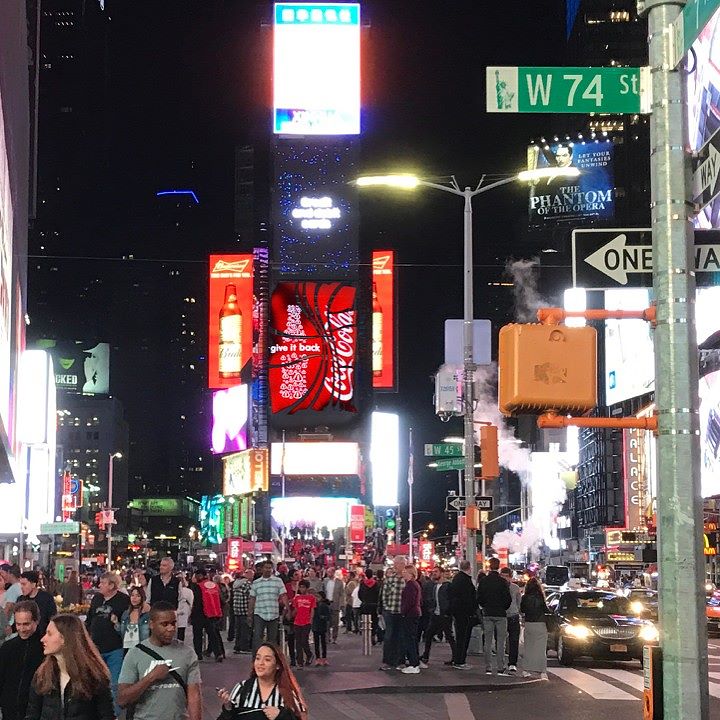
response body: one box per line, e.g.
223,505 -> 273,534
562,593 -> 634,616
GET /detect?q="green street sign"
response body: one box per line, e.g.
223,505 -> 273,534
671,0 -> 720,67
40,521 -> 80,535
424,443 -> 464,457
434,457 -> 466,471
486,66 -> 649,115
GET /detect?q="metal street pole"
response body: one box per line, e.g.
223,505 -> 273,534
408,427 -> 414,564
643,0 -> 709,717
107,454 -> 114,569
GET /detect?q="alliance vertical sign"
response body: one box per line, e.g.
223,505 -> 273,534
372,250 -> 396,390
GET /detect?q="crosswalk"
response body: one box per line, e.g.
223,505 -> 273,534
545,645 -> 720,701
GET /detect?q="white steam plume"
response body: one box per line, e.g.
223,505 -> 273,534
505,257 -> 548,323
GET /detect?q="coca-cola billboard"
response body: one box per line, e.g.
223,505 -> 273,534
269,282 -> 356,415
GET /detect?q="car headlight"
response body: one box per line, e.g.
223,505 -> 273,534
639,624 -> 659,642
564,624 -> 591,639
630,601 -> 644,615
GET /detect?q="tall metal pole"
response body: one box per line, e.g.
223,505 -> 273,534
643,1 -> 708,717
408,427 -> 414,564
107,454 -> 114,569
462,190 -> 477,580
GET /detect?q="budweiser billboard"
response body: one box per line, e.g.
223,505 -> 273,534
372,250 -> 395,390
208,255 -> 254,389
269,281 -> 357,415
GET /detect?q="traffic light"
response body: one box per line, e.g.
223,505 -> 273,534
466,505 -> 480,530
498,323 -> 597,416
385,508 -> 396,530
479,425 -> 499,480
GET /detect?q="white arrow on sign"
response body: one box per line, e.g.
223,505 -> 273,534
694,139 -> 720,201
583,233 -> 653,285
583,233 -> 720,284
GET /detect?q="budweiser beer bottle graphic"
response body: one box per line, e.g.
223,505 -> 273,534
219,283 -> 242,378
372,282 -> 383,377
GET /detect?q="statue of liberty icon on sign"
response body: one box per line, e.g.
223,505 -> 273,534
495,69 -> 515,110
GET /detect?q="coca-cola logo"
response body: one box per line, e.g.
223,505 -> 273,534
323,310 -> 355,402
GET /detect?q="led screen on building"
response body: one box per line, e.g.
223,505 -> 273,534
211,384 -> 249,454
370,411 -> 399,506
372,251 -> 396,389
700,370 -> 720,498
526,140 -> 614,224
269,281 -> 356,415
270,441 -> 359,475
208,255 -> 254,389
273,141 -> 358,277
271,496 -> 360,533
273,3 -> 360,135
36,340 -> 109,395
223,448 -> 269,495
688,8 -> 720,228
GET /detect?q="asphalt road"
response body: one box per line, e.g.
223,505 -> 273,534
193,631 -> 720,720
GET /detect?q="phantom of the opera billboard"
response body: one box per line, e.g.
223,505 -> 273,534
269,281 -> 357,422
526,140 -> 615,224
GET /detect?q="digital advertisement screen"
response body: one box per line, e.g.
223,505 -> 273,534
372,250 -> 396,389
36,340 -> 110,395
273,141 -> 358,277
271,495 -> 360,533
208,254 -> 254,389
688,8 -> 720,228
269,281 -> 357,415
526,140 -> 614,224
223,448 -> 269,495
211,384 -> 249,454
273,3 -> 360,135
370,411 -> 399,507
270,441 -> 359,475
605,287 -> 720,405
699,370 -> 720,497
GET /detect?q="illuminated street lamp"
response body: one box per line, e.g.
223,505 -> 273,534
356,167 -> 579,578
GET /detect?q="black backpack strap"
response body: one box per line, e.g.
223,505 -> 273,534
135,643 -> 187,694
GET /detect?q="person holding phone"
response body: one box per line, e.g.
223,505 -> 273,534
216,642 -> 307,720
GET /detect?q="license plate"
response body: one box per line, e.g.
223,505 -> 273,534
610,644 -> 628,653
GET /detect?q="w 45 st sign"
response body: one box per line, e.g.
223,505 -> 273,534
486,66 -> 651,115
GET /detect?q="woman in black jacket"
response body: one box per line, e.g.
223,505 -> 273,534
519,577 -> 550,680
25,614 -> 115,720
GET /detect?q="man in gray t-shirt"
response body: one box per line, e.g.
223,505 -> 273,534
118,602 -> 202,720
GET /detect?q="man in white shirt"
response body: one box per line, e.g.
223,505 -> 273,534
323,570 -> 344,643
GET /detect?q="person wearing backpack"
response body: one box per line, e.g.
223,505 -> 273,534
118,601 -> 202,720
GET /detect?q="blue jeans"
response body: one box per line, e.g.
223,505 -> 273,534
382,612 -> 402,666
101,648 -> 124,715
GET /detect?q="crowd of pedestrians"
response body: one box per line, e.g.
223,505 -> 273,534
0,553 -> 551,720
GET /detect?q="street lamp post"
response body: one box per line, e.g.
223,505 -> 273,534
357,168 -> 578,579
107,452 -> 122,569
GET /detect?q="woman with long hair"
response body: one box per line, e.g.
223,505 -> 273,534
25,614 -> 115,720
217,642 -> 307,720
117,585 -> 151,651
520,576 -> 550,681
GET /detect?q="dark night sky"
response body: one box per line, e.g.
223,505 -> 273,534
92,1 -> 571,533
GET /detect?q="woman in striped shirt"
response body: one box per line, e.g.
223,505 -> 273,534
217,643 -> 307,720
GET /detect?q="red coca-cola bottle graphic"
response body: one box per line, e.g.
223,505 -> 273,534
219,284 -> 242,378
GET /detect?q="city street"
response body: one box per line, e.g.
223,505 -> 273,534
196,632 -> 720,720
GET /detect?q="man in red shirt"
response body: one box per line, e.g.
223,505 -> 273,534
195,569 -> 225,662
291,580 -> 316,667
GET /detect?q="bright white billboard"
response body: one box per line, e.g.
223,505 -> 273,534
270,441 -> 359,475
371,411 -> 399,506
273,3 -> 360,135
271,495 -> 359,531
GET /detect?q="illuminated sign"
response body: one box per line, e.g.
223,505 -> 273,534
622,427 -> 648,531
273,3 -> 360,135
372,251 -> 396,389
271,496 -> 360,532
349,504 -> 365,543
211,384 -> 249,454
208,254 -> 254,389
36,340 -> 110,395
227,537 -> 243,573
269,282 -> 356,415
223,448 -> 269,496
526,140 -> 615,224
419,540 -> 435,569
273,142 -> 358,278
607,551 -> 638,562
270,441 -> 359,475
371,412 -> 399,506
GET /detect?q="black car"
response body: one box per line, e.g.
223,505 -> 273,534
546,590 -> 659,666
625,589 -> 659,622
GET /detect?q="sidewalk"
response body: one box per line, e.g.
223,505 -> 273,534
200,630 -> 537,716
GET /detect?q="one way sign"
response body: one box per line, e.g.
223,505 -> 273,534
694,128 -> 720,210
572,228 -> 720,289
